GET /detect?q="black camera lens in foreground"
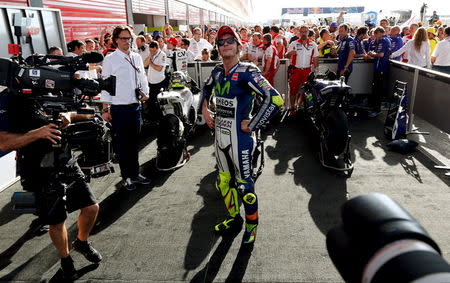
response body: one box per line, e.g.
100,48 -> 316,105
326,193 -> 450,283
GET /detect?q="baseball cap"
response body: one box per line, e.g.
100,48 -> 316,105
427,27 -> 437,36
167,37 -> 179,46
217,25 -> 242,46
330,22 -> 338,28
152,31 -> 161,37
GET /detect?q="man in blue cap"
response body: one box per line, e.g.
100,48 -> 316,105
329,22 -> 339,38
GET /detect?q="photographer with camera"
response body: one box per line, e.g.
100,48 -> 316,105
101,25 -> 151,191
0,91 -> 102,280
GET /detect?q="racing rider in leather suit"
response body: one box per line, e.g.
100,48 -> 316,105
201,26 -> 284,244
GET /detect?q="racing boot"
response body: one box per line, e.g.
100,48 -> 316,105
239,185 -> 259,245
214,214 -> 243,235
242,223 -> 258,244
216,172 -> 240,218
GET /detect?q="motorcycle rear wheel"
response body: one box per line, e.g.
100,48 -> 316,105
324,109 -> 349,156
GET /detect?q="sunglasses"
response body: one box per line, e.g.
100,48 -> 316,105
118,37 -> 132,41
217,37 -> 236,46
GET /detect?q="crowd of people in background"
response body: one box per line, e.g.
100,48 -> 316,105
51,11 -> 450,119
60,13 -> 450,74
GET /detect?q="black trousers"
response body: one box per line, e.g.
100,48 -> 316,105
370,71 -> 388,112
110,104 -> 142,179
144,80 -> 167,121
337,69 -> 352,84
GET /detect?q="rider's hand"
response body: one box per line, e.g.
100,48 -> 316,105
202,102 -> 215,129
102,112 -> 112,122
33,124 -> 61,144
241,120 -> 251,133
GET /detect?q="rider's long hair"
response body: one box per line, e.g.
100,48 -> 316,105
413,27 -> 428,52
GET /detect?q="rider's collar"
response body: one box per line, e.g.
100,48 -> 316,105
225,62 -> 240,76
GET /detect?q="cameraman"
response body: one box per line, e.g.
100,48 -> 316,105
0,91 -> 102,280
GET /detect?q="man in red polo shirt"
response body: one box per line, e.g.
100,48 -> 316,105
286,25 -> 319,115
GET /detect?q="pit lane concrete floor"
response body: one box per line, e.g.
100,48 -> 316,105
0,114 -> 449,283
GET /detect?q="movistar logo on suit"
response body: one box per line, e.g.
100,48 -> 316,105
215,81 -> 230,96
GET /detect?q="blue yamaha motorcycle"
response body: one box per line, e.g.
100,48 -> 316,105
302,72 -> 354,177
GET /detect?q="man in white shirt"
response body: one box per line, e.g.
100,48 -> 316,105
136,35 -> 150,66
431,26 -> 450,74
286,25 -> 319,114
241,32 -> 264,68
145,41 -> 167,95
101,25 -> 151,191
188,27 -> 213,58
144,40 -> 167,123
166,37 -> 188,74
181,38 -> 196,63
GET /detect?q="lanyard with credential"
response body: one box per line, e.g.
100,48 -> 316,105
124,55 -> 141,90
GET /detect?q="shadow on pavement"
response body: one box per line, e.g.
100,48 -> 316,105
0,223 -> 76,282
348,116 -> 377,162
225,243 -> 254,283
47,262 -> 99,283
0,202 -> 21,228
185,170 -> 255,282
189,235 -> 236,283
293,156 -> 348,235
373,139 -> 423,183
0,218 -> 47,272
265,116 -> 304,176
183,171 -> 225,279
291,115 -> 349,235
187,126 -> 215,157
92,158 -> 172,235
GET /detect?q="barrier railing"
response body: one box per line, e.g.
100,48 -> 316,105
188,58 -> 450,134
389,60 -> 450,134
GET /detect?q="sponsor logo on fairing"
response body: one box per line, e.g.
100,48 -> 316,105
241,149 -> 251,179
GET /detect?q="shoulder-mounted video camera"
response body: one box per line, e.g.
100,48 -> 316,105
0,52 -> 115,109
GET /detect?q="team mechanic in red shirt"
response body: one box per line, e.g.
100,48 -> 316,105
286,25 -> 319,115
